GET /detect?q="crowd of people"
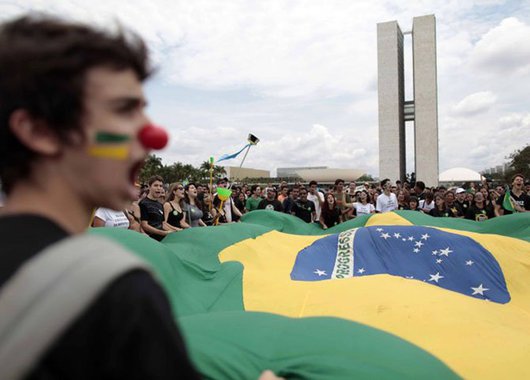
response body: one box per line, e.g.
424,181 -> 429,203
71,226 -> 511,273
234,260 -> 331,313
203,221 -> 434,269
94,173 -> 530,239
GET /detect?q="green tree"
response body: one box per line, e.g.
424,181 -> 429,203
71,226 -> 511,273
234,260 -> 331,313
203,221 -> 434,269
504,145 -> 530,182
357,174 -> 375,182
199,161 -> 227,182
139,154 -> 164,183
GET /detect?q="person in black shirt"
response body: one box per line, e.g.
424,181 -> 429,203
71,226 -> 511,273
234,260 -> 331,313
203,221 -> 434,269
429,194 -> 456,218
292,188 -> 316,223
258,187 -> 284,212
0,15 -> 203,380
495,173 -> 530,216
320,193 -> 341,229
140,175 -> 170,240
465,192 -> 495,221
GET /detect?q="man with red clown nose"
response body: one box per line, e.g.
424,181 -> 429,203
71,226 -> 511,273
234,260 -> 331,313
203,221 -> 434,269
0,14 -> 283,380
0,14 -> 286,380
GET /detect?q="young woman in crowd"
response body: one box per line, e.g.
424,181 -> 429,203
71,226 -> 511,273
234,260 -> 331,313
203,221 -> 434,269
164,182 -> 190,231
353,190 -> 375,216
408,196 -> 421,212
397,190 -> 409,210
465,191 -> 495,221
429,194 -> 456,217
183,183 -> 206,227
199,186 -> 216,226
320,193 -> 341,230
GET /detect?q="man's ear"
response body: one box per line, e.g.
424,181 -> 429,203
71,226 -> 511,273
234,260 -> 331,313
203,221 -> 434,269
9,109 -> 61,155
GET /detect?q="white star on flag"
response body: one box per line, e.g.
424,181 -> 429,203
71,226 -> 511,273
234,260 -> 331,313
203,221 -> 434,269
429,272 -> 444,283
314,269 -> 327,277
471,284 -> 489,295
357,268 -> 365,274
376,228 -> 383,232
421,233 -> 430,240
432,250 -> 438,255
436,259 -> 443,264
466,260 -> 474,266
402,238 -> 406,241
413,248 -> 420,253
393,233 -> 401,239
380,232 -> 391,239
439,247 -> 453,257
408,236 -> 414,241
414,241 -> 424,248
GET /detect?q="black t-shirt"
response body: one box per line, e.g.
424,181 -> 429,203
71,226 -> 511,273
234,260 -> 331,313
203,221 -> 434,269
499,190 -> 530,215
446,203 -> 461,218
454,200 -> 469,217
321,206 -> 341,228
292,199 -> 316,223
429,208 -> 456,218
0,214 -> 200,380
139,197 -> 165,241
257,198 -> 284,212
465,204 -> 495,221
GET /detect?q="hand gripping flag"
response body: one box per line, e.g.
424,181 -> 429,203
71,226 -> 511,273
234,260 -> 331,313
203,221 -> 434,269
91,211 -> 530,379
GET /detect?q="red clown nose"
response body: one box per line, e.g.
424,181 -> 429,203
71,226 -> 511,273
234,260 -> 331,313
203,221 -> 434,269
138,124 -> 169,150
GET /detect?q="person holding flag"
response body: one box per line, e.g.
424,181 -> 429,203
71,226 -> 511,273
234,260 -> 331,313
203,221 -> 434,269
495,173 -> 530,216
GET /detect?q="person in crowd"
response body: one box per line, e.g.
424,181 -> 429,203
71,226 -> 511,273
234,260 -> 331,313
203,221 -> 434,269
125,184 -> 144,233
277,185 -> 289,203
346,182 -> 357,197
183,183 -> 206,227
283,185 -> 300,214
320,192 -> 341,229
233,191 -> 247,221
353,190 -> 375,216
213,177 -> 242,223
92,207 -> 130,229
408,196 -> 420,211
495,185 -> 505,199
495,173 -> 530,216
245,184 -> 263,212
466,191 -> 495,221
465,190 -> 475,204
396,190 -> 409,210
429,194 -> 456,217
444,191 -> 463,217
258,187 -> 284,212
158,187 -> 166,204
292,187 -> 316,223
419,191 -> 435,213
454,188 -> 469,216
0,15 -> 201,378
140,175 -> 170,241
307,180 -> 325,220
199,185 -> 216,226
414,181 -> 426,200
376,179 -> 398,213
525,180 -> 530,195
163,182 -> 190,231
332,178 -> 352,220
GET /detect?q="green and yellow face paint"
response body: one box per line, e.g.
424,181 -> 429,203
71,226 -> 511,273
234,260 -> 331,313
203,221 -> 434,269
88,131 -> 132,160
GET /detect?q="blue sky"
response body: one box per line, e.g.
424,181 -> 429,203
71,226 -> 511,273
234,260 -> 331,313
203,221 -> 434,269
2,0 -> 530,178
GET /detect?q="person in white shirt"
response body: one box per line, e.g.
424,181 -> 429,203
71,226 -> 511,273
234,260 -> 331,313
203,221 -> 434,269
353,190 -> 375,216
376,179 -> 398,213
92,207 -> 130,229
307,180 -> 325,221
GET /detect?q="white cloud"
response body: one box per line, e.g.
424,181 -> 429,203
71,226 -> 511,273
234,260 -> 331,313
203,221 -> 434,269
452,91 -> 497,115
1,1 -> 529,179
470,17 -> 530,75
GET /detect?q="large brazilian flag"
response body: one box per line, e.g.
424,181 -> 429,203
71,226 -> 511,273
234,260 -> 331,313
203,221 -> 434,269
91,211 -> 530,379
